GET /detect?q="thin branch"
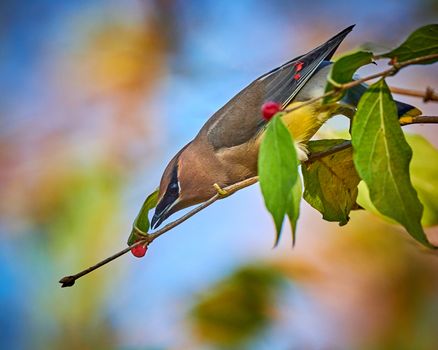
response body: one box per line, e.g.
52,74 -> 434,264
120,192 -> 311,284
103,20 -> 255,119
305,115 -> 438,161
60,53 -> 438,288
60,114 -> 438,287
400,115 -> 438,126
148,176 -> 259,243
59,176 -> 259,287
345,53 -> 438,88
59,243 -> 142,287
306,140 -> 352,162
390,86 -> 438,102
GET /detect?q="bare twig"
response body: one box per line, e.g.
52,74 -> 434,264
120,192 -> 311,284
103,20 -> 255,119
305,115 -> 438,160
60,53 -> 438,288
390,86 -> 438,102
59,176 -> 259,287
306,140 -> 352,162
400,115 -> 438,126
60,114 -> 438,287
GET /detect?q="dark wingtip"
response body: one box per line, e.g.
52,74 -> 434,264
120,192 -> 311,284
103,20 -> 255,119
325,24 -> 356,60
333,24 -> 356,39
342,24 -> 356,33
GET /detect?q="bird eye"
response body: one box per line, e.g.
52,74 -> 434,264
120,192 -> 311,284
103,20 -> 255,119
168,182 -> 179,193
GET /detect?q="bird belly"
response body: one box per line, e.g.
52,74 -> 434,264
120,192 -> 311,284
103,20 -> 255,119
280,101 -> 333,160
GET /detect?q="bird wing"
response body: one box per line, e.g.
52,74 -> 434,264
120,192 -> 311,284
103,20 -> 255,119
260,24 -> 355,107
202,25 -> 355,150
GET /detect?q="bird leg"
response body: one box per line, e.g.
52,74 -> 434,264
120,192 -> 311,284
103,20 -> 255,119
213,183 -> 229,197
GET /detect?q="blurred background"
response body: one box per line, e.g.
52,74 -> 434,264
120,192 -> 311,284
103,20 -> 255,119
1,1 -> 438,349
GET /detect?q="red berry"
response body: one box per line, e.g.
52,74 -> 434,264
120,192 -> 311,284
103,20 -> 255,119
294,73 -> 301,80
294,62 -> 304,72
261,101 -> 281,121
131,244 -> 148,258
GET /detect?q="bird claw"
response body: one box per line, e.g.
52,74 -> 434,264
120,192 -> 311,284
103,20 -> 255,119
213,183 -> 228,197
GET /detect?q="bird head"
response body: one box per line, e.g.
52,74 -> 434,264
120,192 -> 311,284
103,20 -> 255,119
151,142 -> 216,229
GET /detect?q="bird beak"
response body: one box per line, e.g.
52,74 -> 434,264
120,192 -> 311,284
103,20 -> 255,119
150,206 -> 169,229
151,197 -> 180,229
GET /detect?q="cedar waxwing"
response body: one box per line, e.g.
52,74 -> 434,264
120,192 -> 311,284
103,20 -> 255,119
151,25 -> 421,229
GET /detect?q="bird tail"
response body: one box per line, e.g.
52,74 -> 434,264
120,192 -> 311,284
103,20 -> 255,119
395,100 -> 422,119
259,25 -> 356,107
343,83 -> 422,118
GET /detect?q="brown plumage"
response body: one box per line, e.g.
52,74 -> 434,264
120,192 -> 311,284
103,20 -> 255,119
151,25 -> 355,228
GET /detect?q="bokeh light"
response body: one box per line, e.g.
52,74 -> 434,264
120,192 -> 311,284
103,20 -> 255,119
1,1 -> 437,349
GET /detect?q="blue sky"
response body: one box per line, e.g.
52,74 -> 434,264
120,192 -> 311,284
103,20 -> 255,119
1,1 -> 437,348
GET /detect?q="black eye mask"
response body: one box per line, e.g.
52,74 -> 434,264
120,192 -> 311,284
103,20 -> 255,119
153,164 -> 179,225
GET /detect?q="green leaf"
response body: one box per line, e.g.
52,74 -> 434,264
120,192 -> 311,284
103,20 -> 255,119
324,50 -> 373,103
258,116 -> 299,245
287,175 -> 302,246
303,139 -> 361,225
358,135 -> 438,228
407,134 -> 438,227
190,265 -> 284,347
356,181 -> 383,219
381,24 -> 438,64
351,79 -> 434,248
127,189 -> 159,245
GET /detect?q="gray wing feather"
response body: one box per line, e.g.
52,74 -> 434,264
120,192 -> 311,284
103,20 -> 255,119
199,26 -> 355,150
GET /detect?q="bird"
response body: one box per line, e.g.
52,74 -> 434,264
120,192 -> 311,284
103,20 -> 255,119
150,25 -> 421,229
